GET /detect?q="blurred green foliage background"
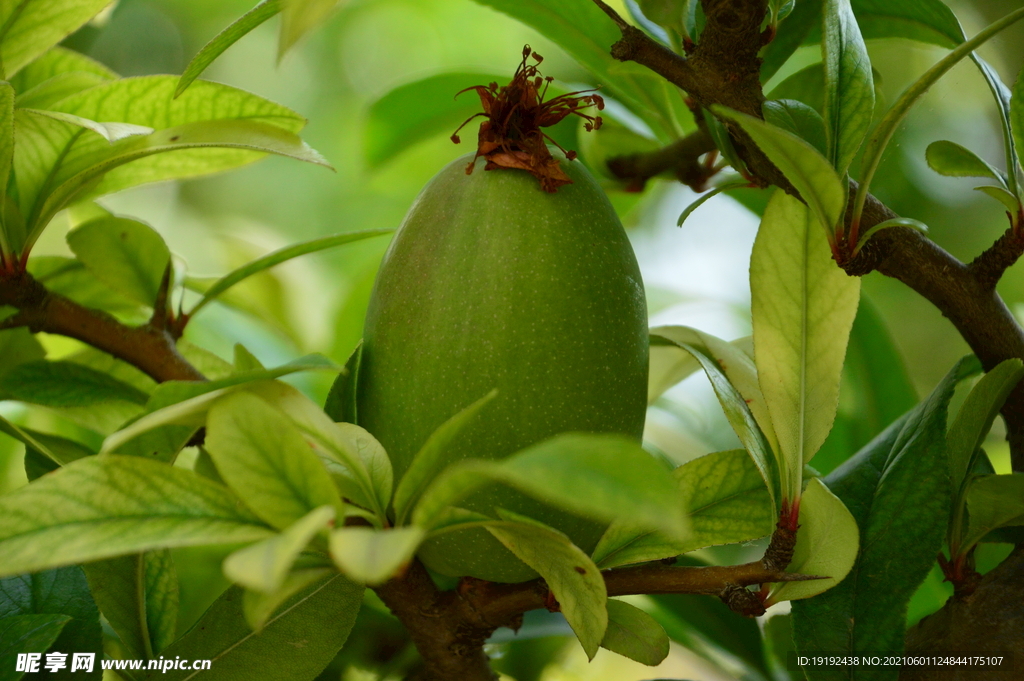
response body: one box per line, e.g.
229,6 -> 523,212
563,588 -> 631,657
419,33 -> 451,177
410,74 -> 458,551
1,0 -> 1022,678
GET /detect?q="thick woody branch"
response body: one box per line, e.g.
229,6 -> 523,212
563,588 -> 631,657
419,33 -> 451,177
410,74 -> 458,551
0,270 -> 204,383
375,553 -> 819,680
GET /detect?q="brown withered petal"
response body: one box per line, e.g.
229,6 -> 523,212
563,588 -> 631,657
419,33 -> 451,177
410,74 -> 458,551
450,45 -> 604,193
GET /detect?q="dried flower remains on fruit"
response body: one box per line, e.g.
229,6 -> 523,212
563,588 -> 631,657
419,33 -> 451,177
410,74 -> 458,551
451,45 -> 604,192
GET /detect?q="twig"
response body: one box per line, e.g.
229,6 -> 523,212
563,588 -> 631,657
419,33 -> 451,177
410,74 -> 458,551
0,270 -> 204,383
606,128 -> 718,190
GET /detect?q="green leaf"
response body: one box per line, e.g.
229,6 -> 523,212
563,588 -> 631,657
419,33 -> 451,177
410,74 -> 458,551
323,340 -> 361,424
962,474 -> 1024,550
176,0 -> 283,98
205,392 -> 345,530
925,140 -> 1005,182
600,599 -> 670,666
670,341 -> 778,509
854,216 -> 929,254
0,415 -> 62,467
947,359 -> 1024,495
22,429 -> 93,478
976,185 -> 1022,214
21,108 -> 153,142
850,0 -> 964,48
66,215 -> 171,307
241,567 -> 334,631
188,229 -> 391,318
0,80 -> 13,259
329,526 -> 425,585
0,327 -> 45,384
822,0 -> 874,174
0,456 -> 273,578
233,344 -> 265,372
676,180 -> 749,227
146,576 -> 363,681
0,566 -> 102,680
791,357 -> 973,674
647,333 -> 753,405
714,107 -> 846,238
146,355 -> 336,412
0,360 -> 149,408
83,550 -> 178,659
25,255 -> 143,317
702,108 -> 746,174
393,389 -> 497,525
592,450 -> 773,569
768,64 -> 826,115
366,72 -> 501,169
485,518 -> 607,660
224,506 -> 335,593
751,191 -> 861,500
10,47 -> 115,109
812,294 -> 918,475
0,614 -> 71,679
636,0 -> 685,35
471,0 -> 681,140
654,325 -> 779,459
1011,59 -> 1024,196
762,0 -> 823,81
971,56 -> 1020,201
279,0 -> 344,58
414,433 -> 688,541
25,119 -> 331,251
769,477 -> 858,602
763,99 -> 827,157
0,0 -> 113,78
852,6 -> 1024,226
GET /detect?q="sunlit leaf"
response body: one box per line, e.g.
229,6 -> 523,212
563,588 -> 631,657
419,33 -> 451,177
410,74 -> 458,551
66,215 -> 171,307
414,433 -> 687,541
593,449 -> 773,569
485,516 -> 607,660
0,457 -> 273,578
205,392 -> 345,529
600,599 -> 670,666
975,184 -> 1021,214
0,0 -> 114,77
751,191 -> 860,500
769,477 -> 858,602
714,107 -> 845,238
224,506 -> 335,593
329,526 -> 425,585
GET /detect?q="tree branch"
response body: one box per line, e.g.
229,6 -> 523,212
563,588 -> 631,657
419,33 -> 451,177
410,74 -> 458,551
605,128 -> 718,190
0,270 -> 204,383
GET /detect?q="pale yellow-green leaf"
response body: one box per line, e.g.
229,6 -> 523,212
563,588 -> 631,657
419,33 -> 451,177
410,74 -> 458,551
770,477 -> 859,602
328,526 -> 424,585
751,191 -> 861,500
486,519 -> 607,660
223,506 -> 335,593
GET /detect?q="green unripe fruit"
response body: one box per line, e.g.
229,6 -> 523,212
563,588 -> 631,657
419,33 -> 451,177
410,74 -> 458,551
357,152 -> 648,583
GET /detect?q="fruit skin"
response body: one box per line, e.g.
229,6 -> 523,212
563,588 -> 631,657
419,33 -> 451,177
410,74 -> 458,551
357,152 -> 648,582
